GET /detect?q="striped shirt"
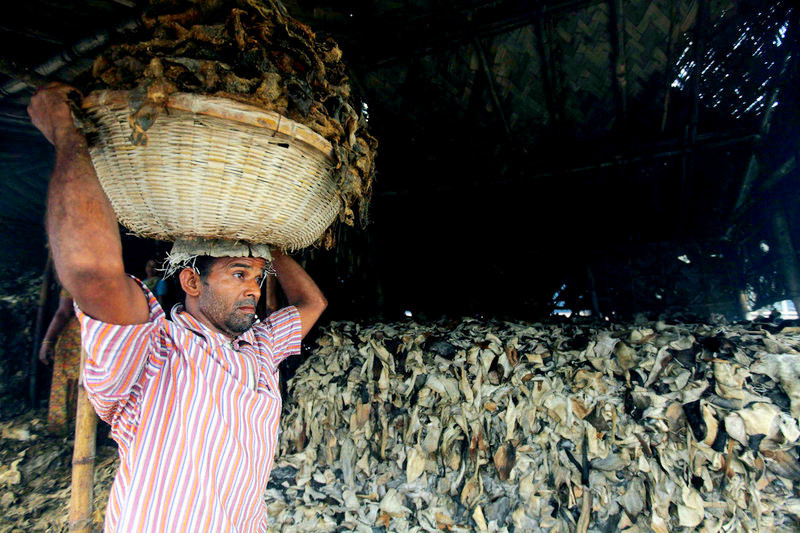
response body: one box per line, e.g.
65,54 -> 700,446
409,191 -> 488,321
78,278 -> 301,532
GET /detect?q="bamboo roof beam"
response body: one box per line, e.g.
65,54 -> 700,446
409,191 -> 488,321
0,17 -> 141,98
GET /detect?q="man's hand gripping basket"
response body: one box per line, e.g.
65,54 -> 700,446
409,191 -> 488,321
82,90 -> 340,249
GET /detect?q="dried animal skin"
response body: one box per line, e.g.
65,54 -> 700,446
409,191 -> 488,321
620,476 -> 646,518
379,488 -> 410,517
713,360 -> 748,400
493,441 -> 516,481
614,341 -> 639,372
405,446 -> 426,484
751,352 -> 800,418
461,466 -> 483,509
737,403 -> 781,439
0,456 -> 23,486
725,412 -> 748,445
472,506 -> 488,531
678,484 -> 706,527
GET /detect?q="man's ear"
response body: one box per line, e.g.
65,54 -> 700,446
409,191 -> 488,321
179,268 -> 202,297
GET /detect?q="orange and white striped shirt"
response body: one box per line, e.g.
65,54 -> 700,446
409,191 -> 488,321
78,278 -> 301,532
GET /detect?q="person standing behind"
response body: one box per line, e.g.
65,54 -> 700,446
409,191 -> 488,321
39,286 -> 81,436
142,257 -> 169,308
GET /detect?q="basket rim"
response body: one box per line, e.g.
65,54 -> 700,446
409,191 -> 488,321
82,90 -> 335,161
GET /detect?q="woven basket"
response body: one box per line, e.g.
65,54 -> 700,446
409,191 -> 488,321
81,90 -> 340,249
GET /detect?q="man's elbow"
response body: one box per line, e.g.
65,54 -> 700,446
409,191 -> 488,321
312,294 -> 328,315
56,257 -> 124,291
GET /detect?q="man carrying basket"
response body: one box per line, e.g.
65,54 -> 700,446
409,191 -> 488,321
28,82 -> 328,532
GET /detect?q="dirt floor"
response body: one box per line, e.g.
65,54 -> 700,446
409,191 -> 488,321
0,410 -> 117,533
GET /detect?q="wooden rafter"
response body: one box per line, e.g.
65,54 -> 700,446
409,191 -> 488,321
378,129 -> 758,197
347,0 -> 600,71
660,0 -> 679,133
730,45 -> 795,217
608,0 -> 628,141
471,36 -> 513,143
533,12 -> 559,133
439,0 -> 514,145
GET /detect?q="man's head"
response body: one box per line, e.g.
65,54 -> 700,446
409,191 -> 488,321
178,256 -> 267,339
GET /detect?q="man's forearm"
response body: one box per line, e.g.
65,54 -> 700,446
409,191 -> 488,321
271,254 -> 326,308
42,305 -> 73,344
271,253 -> 327,337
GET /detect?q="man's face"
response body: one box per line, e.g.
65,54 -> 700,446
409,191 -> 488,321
196,257 -> 267,337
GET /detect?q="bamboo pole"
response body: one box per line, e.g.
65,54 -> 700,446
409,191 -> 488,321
68,347 -> 97,533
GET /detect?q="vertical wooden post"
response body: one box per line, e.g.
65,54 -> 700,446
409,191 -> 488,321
586,265 -> 602,318
771,206 -> 800,314
29,253 -> 52,406
68,347 -> 97,533
738,290 -> 751,319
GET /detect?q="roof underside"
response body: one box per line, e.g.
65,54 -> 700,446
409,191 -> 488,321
0,0 -> 797,317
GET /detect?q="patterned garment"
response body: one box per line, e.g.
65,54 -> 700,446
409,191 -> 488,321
77,278 -> 301,532
47,314 -> 81,436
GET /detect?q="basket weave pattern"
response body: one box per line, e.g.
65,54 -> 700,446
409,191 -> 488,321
83,91 -> 341,249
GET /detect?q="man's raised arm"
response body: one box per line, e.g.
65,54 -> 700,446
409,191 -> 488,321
28,83 -> 149,325
270,250 -> 327,338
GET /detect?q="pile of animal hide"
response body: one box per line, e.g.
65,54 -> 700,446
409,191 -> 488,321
268,317 -> 800,532
77,0 -> 376,246
3,318 -> 800,532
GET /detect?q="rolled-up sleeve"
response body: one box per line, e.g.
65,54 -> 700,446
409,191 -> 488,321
76,278 -> 165,427
267,306 -> 302,366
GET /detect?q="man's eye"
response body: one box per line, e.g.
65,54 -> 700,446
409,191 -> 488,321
234,272 -> 244,279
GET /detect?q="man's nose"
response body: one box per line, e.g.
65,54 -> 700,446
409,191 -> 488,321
244,277 -> 260,300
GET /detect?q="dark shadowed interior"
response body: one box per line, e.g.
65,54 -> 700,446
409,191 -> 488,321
0,0 -> 797,331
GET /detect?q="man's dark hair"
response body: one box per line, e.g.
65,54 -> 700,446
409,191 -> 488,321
192,255 -> 218,281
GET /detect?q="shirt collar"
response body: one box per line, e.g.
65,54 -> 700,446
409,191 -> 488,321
170,304 -> 257,348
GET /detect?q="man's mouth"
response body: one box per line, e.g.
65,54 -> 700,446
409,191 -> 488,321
236,300 -> 257,313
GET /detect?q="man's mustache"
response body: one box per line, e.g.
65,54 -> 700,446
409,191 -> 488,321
236,298 -> 257,310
